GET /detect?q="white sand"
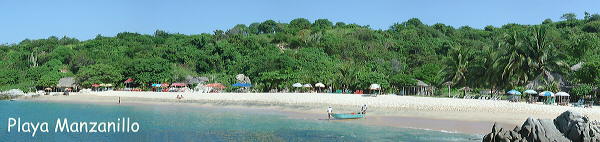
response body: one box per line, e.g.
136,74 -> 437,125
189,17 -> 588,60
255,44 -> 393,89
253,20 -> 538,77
27,91 -> 600,125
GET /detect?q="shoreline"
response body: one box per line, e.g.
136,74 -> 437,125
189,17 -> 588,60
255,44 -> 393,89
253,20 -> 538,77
16,91 -> 600,134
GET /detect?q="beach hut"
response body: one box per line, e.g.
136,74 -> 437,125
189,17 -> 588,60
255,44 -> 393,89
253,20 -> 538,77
556,92 -> 570,105
57,77 -> 78,93
416,80 -> 433,96
185,76 -> 209,88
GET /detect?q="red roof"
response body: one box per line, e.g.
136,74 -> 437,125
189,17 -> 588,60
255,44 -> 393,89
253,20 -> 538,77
171,83 -> 187,87
92,84 -> 101,87
205,83 -> 226,89
124,78 -> 134,83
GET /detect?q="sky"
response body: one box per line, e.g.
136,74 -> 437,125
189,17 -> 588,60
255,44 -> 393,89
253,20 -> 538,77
1,0 -> 599,44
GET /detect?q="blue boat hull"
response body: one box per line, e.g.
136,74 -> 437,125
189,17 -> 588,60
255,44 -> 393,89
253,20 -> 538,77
332,113 -> 364,119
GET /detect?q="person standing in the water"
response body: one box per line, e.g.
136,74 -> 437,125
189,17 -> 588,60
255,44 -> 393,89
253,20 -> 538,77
327,106 -> 333,120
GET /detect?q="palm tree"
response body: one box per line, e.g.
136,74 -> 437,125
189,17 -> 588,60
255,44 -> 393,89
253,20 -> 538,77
495,25 -> 568,87
446,45 -> 472,86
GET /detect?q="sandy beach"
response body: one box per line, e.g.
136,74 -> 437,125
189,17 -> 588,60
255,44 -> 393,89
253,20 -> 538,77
21,91 -> 600,134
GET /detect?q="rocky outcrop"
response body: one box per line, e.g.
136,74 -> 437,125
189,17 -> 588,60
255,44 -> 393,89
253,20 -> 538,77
483,110 -> 600,142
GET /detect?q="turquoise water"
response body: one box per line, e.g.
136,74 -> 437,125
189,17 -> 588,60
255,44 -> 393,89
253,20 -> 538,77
0,101 -> 480,142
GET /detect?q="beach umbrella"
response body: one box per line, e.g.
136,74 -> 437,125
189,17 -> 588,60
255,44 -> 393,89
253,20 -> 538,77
303,84 -> 312,88
524,90 -> 537,94
369,84 -> 381,90
556,92 -> 570,96
205,83 -> 226,89
538,91 -> 554,97
292,83 -> 302,88
315,83 -> 325,88
507,90 -> 522,95
232,83 -> 252,87
124,78 -> 134,83
171,83 -> 187,87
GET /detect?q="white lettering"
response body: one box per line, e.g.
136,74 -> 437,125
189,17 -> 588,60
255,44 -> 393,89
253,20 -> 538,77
131,122 -> 139,132
8,118 -> 16,132
55,118 -> 69,132
89,122 -> 97,133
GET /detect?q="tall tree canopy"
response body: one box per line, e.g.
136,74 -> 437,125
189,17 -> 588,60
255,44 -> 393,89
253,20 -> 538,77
1,14 -> 599,92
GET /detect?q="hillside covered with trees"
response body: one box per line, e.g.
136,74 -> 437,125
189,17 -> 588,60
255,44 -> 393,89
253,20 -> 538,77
0,13 -> 599,95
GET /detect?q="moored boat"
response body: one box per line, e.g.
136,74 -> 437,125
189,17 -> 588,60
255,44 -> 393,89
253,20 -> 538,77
332,113 -> 364,119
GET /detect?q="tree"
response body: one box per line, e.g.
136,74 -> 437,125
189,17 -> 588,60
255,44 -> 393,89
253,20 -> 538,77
77,64 -> 123,87
574,59 -> 600,86
258,20 -> 278,34
412,63 -> 446,86
37,71 -> 62,87
571,84 -> 593,98
542,19 -> 553,24
389,73 -> 417,87
126,57 -> 173,85
561,13 -> 577,21
583,21 -> 600,33
0,69 -> 20,85
290,18 -> 311,30
312,19 -> 333,30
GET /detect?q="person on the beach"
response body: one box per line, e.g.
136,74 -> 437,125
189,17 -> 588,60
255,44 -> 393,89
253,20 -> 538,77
361,104 -> 368,114
118,97 -> 121,104
327,106 -> 333,120
64,88 -> 70,96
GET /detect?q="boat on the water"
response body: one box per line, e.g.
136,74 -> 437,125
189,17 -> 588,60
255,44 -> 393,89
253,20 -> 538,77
332,113 -> 364,119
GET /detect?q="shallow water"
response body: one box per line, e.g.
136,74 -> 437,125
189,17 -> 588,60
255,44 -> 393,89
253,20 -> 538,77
0,101 -> 481,141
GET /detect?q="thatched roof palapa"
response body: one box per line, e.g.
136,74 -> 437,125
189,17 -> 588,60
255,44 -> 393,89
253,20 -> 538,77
57,77 -> 77,88
185,76 -> 209,84
416,80 -> 429,87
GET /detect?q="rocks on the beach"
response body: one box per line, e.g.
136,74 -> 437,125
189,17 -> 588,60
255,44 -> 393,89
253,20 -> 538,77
483,110 -> 600,142
1,89 -> 25,96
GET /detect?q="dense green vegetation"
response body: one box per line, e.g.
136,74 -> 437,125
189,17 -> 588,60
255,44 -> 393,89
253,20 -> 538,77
1,13 -> 599,94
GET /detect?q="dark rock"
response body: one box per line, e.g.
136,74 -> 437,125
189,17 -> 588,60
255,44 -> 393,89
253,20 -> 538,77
483,110 -> 600,142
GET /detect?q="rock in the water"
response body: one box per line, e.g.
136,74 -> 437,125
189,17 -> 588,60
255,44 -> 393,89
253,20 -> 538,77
483,110 -> 600,142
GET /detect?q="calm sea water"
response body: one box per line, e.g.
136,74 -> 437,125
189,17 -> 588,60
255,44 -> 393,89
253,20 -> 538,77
0,101 -> 480,142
